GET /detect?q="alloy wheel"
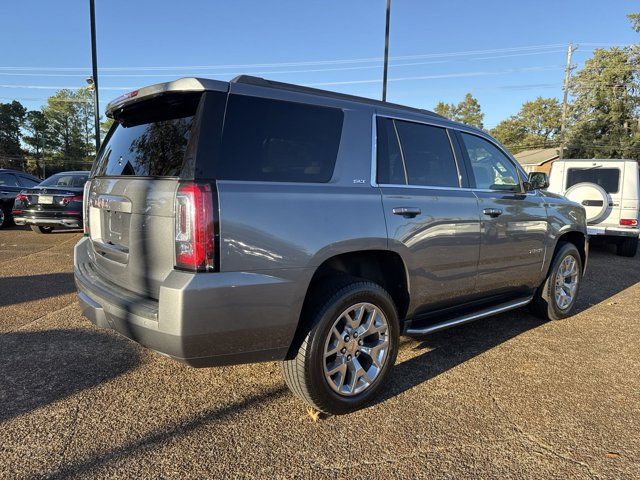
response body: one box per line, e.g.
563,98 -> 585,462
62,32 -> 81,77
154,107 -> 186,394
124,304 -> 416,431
323,302 -> 390,396
554,255 -> 579,310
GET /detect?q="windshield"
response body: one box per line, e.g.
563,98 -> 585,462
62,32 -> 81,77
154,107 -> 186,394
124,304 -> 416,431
39,173 -> 89,188
93,93 -> 201,178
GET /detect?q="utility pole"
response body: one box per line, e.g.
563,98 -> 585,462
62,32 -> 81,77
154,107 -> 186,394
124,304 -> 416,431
382,0 -> 391,102
89,0 -> 101,154
559,43 -> 577,160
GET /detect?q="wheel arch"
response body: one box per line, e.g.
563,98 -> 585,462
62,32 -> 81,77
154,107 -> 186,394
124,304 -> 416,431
285,249 -> 410,359
551,230 -> 588,274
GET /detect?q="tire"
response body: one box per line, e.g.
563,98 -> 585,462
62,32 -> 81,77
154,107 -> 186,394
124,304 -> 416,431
31,225 -> 54,234
0,205 -> 11,229
530,242 -> 582,321
616,237 -> 638,257
282,279 -> 399,415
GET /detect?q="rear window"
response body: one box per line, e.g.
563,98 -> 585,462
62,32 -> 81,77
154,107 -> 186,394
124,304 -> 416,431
567,167 -> 620,193
40,173 -> 88,188
215,95 -> 343,183
93,93 -> 201,177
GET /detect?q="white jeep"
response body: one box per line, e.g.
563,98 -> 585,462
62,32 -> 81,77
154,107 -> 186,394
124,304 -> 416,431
548,159 -> 639,257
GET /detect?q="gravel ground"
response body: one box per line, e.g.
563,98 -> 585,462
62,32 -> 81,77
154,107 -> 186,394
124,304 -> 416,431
1,226 -> 638,479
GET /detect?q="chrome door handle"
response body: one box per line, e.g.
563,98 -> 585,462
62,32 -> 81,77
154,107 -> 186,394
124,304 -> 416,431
483,208 -> 503,218
393,207 -> 421,218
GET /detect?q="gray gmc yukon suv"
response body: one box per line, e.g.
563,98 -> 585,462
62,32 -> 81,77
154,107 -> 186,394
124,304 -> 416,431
75,76 -> 588,414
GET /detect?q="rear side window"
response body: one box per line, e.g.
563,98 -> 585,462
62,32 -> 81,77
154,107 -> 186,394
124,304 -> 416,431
394,120 -> 459,188
216,95 -> 343,183
0,173 -> 19,187
376,117 -> 406,184
93,93 -> 201,177
566,168 -> 620,193
18,175 -> 40,187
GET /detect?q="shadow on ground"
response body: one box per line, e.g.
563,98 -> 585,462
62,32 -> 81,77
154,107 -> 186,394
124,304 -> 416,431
0,272 -> 76,307
0,328 -> 140,423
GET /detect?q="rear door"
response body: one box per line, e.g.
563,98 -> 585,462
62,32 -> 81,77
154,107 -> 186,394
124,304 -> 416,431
376,116 -> 481,312
457,131 -> 548,294
86,92 -> 208,298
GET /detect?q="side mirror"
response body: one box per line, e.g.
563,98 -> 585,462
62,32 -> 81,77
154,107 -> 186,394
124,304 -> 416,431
526,172 -> 549,191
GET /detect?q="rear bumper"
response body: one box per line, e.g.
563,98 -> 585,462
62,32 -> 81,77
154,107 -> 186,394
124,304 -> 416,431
587,226 -> 639,238
74,237 -> 303,367
14,213 -> 82,228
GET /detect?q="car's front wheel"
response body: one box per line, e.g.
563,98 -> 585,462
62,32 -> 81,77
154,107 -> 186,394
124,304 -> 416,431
530,242 -> 582,320
282,279 -> 399,415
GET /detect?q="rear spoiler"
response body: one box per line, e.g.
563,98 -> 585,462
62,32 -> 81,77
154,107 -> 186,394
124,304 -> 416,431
105,77 -> 228,118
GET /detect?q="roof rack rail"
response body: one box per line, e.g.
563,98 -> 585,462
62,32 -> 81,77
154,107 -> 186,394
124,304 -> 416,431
231,75 -> 444,119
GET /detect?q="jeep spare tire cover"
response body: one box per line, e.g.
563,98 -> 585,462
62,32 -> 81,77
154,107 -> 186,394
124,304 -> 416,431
564,182 -> 608,223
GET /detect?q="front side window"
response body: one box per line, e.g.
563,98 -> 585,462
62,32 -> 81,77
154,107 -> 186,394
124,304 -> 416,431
216,95 -> 344,183
460,133 -> 521,191
566,167 -> 620,194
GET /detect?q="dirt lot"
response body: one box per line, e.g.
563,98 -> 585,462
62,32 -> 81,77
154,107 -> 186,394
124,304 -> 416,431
1,226 -> 638,479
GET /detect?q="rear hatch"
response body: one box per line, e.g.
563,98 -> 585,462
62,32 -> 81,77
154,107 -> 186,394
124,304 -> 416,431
563,162 -> 623,226
86,92 -> 204,299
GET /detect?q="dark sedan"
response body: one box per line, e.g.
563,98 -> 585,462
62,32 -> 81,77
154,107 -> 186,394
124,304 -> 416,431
12,171 -> 89,233
0,168 -> 41,228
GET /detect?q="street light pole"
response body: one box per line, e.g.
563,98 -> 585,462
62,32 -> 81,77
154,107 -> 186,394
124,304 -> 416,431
382,0 -> 391,102
89,0 -> 101,153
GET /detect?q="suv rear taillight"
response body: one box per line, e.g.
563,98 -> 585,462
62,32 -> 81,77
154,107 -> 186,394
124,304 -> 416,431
620,219 -> 638,227
83,180 -> 91,235
174,182 -> 215,272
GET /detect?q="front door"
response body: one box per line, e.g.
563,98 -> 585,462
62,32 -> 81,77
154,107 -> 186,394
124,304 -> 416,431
375,116 -> 480,314
457,132 -> 548,294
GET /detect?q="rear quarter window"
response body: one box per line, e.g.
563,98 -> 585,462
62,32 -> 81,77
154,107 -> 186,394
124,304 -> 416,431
215,95 -> 343,183
566,168 -> 620,194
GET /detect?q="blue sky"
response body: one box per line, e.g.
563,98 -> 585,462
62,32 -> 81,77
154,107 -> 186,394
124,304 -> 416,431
1,0 -> 638,128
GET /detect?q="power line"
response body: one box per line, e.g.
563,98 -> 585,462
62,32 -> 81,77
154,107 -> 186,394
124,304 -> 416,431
0,44 -> 581,72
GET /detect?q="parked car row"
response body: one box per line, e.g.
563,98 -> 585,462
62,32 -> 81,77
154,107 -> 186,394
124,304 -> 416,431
0,169 -> 89,233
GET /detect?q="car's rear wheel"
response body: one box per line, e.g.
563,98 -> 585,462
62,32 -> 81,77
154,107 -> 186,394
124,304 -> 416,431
282,279 -> 399,415
530,242 -> 582,320
616,237 -> 638,257
0,205 -> 11,229
31,225 -> 54,234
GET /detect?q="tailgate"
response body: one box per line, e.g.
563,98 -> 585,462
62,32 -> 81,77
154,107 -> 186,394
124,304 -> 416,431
87,178 -> 178,299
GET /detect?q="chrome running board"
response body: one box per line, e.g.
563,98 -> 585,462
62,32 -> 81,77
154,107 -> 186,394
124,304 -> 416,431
405,296 -> 533,336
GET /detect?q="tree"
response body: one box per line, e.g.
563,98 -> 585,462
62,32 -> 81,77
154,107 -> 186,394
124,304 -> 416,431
628,12 -> 640,32
100,117 -> 114,142
0,100 -> 27,167
490,97 -> 562,153
23,111 -> 51,176
42,89 -> 93,162
565,47 -> 640,159
434,93 -> 484,128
